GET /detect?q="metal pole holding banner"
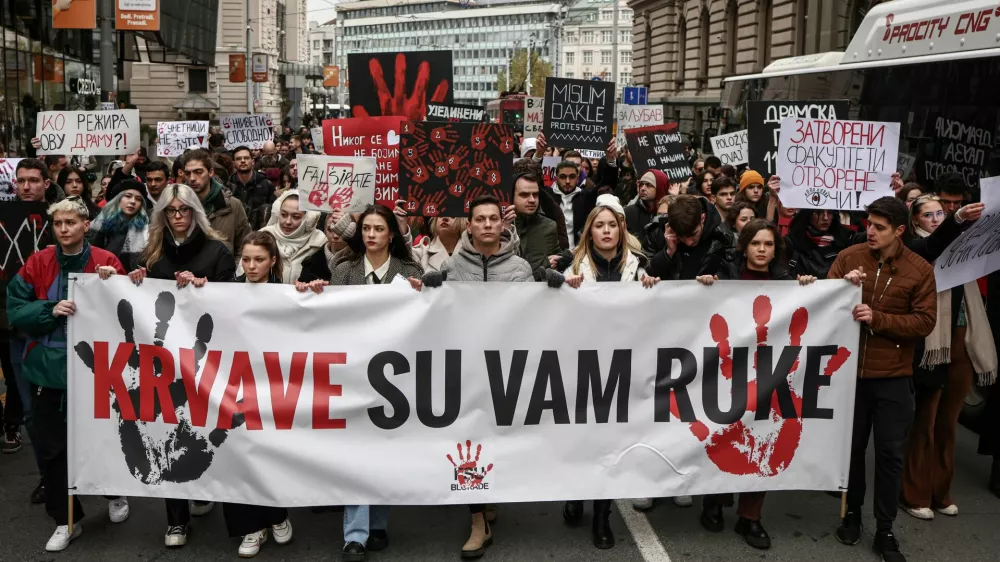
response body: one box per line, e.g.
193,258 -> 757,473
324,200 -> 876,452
246,0 -> 254,114
612,0 -> 619,99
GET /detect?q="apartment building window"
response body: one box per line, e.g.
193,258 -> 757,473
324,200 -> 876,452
566,52 -> 574,64
621,51 -> 631,64
565,32 -> 577,43
313,40 -> 320,50
583,71 -> 592,79
602,30 -> 613,43
757,0 -> 773,70
566,71 -> 575,78
583,51 -> 593,64
323,53 -> 333,65
724,0 -> 738,74
188,68 -> 208,93
324,39 -> 333,50
582,31 -> 594,44
621,71 -> 631,84
620,30 -> 631,44
600,10 -> 611,21
601,51 -> 612,64
698,7 -> 709,87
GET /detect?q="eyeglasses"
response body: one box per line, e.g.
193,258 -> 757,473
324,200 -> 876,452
920,210 -> 945,220
164,206 -> 193,217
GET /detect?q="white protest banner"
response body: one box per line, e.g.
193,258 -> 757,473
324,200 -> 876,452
0,158 -> 23,201
934,177 -> 1000,291
616,104 -> 664,147
68,276 -> 859,506
709,130 -> 748,166
524,96 -> 544,139
310,127 -> 324,152
156,121 -> 208,158
35,110 -> 139,156
220,114 -> 274,150
776,118 -> 899,212
296,154 -> 376,213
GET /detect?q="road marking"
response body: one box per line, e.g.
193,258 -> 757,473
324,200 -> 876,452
616,499 -> 672,562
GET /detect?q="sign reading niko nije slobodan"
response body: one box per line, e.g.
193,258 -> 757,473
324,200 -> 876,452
543,77 -> 615,151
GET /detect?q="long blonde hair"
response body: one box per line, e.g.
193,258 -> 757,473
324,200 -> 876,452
570,206 -> 644,275
141,183 -> 225,268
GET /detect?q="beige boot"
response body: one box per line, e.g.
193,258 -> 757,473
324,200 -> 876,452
484,504 -> 498,524
461,512 -> 493,559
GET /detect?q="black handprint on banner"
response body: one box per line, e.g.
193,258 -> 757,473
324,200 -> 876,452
74,293 -> 245,485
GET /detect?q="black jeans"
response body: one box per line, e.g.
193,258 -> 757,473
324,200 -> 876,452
222,503 -> 288,537
846,377 -> 915,531
32,385 -> 83,525
0,332 -> 22,429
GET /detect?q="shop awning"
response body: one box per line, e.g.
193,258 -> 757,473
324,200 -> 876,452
173,94 -> 219,111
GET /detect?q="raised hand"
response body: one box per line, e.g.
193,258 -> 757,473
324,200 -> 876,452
352,54 -> 450,121
446,440 -> 493,487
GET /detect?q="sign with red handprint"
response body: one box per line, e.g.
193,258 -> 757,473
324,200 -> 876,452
399,122 -> 514,217
296,154 -> 376,213
322,117 -> 404,206
348,51 -> 453,122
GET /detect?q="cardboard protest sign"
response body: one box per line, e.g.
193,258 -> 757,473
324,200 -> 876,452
625,123 -> 687,181
348,51 -> 453,121
296,154 -> 376,213
923,113 -> 995,187
934,177 -> 1000,291
616,104 -> 664,147
746,100 -> 849,177
524,96 -> 544,139
35,110 -> 139,156
543,77 -> 615,152
399,121 -> 514,217
709,130 -> 748,166
540,156 -> 561,188
310,127 -> 324,152
0,159 -> 23,202
0,202 -> 51,292
776,118 -> 899,212
156,121 -> 208,158
322,117 -> 404,205
220,114 -> 274,150
426,103 -> 485,123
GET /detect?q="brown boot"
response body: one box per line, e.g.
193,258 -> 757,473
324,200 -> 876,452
461,512 -> 493,559
484,504 -> 498,524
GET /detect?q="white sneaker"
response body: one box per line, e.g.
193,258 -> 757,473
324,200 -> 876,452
190,501 -> 215,516
937,504 -> 959,516
904,506 -> 934,520
673,495 -> 694,507
632,498 -> 654,511
239,529 -> 268,558
271,518 -> 293,544
165,525 -> 188,547
45,524 -> 82,552
108,497 -> 130,523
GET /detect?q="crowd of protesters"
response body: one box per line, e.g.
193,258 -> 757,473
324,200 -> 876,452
2,123 -> 1000,562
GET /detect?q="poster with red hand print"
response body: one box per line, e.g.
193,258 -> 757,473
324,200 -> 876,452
348,51 -> 453,122
399,121 -> 515,217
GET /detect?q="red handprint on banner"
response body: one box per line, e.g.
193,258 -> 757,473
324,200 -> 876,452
400,120 -> 416,136
471,124 -> 491,151
326,186 -> 355,211
449,168 -> 471,197
493,131 -> 515,155
422,191 -> 448,217
352,53 -> 450,121
447,146 -> 470,171
404,185 -> 427,214
429,126 -> 460,148
671,296 -> 851,477
405,162 -> 431,185
447,440 -> 494,487
429,150 -> 450,178
463,186 -> 487,213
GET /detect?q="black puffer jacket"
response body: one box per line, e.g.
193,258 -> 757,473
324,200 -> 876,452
145,227 -> 235,282
785,210 -> 856,279
646,198 -> 734,280
229,171 -> 276,230
717,257 -> 794,281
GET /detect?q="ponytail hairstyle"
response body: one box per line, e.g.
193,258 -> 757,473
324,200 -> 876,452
241,230 -> 284,281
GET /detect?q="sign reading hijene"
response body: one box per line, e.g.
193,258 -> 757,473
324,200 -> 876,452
69,277 -> 859,506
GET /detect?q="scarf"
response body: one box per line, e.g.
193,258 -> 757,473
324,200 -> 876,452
90,192 -> 150,257
914,225 -> 998,385
259,191 -> 327,283
805,225 -> 834,248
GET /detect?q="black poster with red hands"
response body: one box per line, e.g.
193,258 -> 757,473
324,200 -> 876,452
399,121 -> 515,217
348,51 -> 454,122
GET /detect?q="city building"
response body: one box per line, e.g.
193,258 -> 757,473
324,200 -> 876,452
627,0 -> 877,146
336,0 -> 561,107
310,20 -> 338,66
560,0 -> 633,97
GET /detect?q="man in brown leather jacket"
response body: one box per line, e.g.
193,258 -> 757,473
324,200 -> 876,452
828,196 -> 937,562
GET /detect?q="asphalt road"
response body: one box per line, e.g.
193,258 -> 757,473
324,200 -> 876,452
1,399 -> 998,561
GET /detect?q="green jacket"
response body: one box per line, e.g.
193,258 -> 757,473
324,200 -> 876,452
515,213 -> 562,273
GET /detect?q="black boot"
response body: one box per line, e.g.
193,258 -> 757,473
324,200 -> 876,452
30,479 -> 45,505
990,457 -> 1000,498
735,517 -> 771,550
836,509 -> 862,546
592,500 -> 614,549
700,502 -> 724,533
872,530 -> 907,562
563,500 -> 584,525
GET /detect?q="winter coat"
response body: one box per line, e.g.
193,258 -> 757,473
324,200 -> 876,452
566,250 -> 645,282
229,171 -> 276,230
551,184 -> 598,248
145,227 -> 236,283
785,210 -> 857,279
827,241 -> 937,380
646,198 -> 734,280
410,236 -> 455,274
202,177 -> 251,260
258,191 -> 327,284
330,255 -> 424,286
515,212 -> 562,272
717,257 -> 794,281
441,230 -> 533,282
7,243 -> 125,389
298,246 -> 350,282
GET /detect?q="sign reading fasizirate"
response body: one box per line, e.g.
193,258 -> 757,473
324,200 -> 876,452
543,77 -> 615,151
776,118 -> 899,212
156,121 -> 208,158
296,154 -> 376,213
35,110 -> 139,156
220,114 -> 274,150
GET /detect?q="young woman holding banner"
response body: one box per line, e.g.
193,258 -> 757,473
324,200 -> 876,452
255,191 -> 326,283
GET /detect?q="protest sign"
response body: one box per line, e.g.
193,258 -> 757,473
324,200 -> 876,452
923,113 -> 995,187
543,77 -> 615,151
296,154 -> 376,213
897,152 -> 916,179
0,202 -> 51,293
220,114 -> 274,150
541,156 -> 561,187
399,121 -> 514,217
68,276 -> 859,505
709,130 -> 748,166
524,96 -> 544,139
322,117 -> 404,205
0,159 -> 23,202
616,104 -> 664,147
310,127 -> 324,152
776,118 -> 899,212
934,177 -> 1000,291
626,123 -> 687,181
348,51 -> 453,121
156,121 -> 208,158
426,103 -> 485,123
746,100 -> 850,178
35,110 -> 139,156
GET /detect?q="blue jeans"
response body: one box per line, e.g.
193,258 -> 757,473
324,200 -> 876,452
11,337 -> 42,470
343,505 -> 389,545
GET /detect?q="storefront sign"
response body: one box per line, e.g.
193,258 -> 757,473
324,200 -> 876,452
229,54 -> 247,83
35,110 -> 140,156
323,66 -> 340,88
116,0 -> 160,31
53,0 -> 97,29
252,54 -> 268,83
71,78 -> 100,95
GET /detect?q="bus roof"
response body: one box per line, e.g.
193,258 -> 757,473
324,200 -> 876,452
723,0 -> 1000,83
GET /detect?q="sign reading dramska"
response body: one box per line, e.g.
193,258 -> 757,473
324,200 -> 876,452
746,100 -> 850,178
543,77 -> 615,151
68,277 -> 859,506
35,110 -> 139,156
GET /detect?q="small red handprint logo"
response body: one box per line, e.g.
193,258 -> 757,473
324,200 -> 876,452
447,440 -> 494,489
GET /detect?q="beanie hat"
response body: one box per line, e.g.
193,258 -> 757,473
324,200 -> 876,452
739,170 -> 764,191
595,193 -> 625,217
106,177 -> 145,203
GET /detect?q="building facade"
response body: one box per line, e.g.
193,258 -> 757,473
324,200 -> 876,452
310,20 -> 338,67
336,0 -> 559,106
628,0 -> 877,147
560,0 -> 633,97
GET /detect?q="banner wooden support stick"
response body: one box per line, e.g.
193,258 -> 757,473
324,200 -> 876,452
68,495 -> 74,534
840,491 -> 847,519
